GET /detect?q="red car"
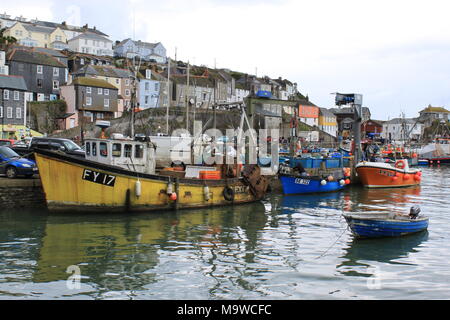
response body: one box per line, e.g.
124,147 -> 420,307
0,139 -> 17,147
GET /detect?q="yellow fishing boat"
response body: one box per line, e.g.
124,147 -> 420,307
34,148 -> 268,213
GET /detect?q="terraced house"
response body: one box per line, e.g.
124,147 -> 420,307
3,22 -> 68,50
72,64 -> 133,117
6,47 -> 67,101
60,77 -> 118,130
0,74 -> 28,138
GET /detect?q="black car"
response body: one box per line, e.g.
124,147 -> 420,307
28,137 -> 85,158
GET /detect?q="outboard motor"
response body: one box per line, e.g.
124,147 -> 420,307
409,205 -> 421,219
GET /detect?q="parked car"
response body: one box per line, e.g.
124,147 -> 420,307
0,139 -> 17,147
12,137 -> 85,159
0,146 -> 38,178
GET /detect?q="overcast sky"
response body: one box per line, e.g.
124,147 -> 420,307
3,0 -> 450,120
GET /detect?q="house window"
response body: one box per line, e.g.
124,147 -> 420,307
37,79 -> 43,88
125,89 -> 130,96
53,80 -> 59,90
125,79 -> 130,86
104,89 -> 109,95
86,87 -> 92,94
37,65 -> 43,74
13,91 -> 19,101
145,96 -> 149,104
16,107 -> 22,119
104,99 -> 109,108
6,107 -> 13,118
116,79 -> 120,85
145,82 -> 150,91
155,83 -> 159,91
80,58 -> 85,65
18,63 -> 24,72
86,96 -> 92,106
0,106 -> 3,118
53,67 -> 59,77
3,90 -> 9,100
98,88 -> 103,95
55,35 -> 62,42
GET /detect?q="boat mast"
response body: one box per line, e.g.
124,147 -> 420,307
166,58 -> 170,135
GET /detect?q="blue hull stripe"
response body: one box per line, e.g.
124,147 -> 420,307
280,175 -> 345,195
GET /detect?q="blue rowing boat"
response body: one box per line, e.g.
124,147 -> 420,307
279,174 -> 347,195
344,206 -> 428,238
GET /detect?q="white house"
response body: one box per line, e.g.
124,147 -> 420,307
68,32 -> 113,56
114,39 -> 167,63
382,118 -> 423,142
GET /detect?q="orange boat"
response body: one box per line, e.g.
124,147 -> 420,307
355,159 -> 422,188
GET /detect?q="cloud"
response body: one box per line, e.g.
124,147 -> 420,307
4,0 -> 450,120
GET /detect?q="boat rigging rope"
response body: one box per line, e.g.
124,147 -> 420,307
314,225 -> 349,260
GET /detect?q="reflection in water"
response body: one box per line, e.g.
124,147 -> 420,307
337,231 -> 429,277
32,202 -> 268,296
1,167 -> 450,299
344,186 -> 422,214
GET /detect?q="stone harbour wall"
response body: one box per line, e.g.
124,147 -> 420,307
0,178 -> 46,209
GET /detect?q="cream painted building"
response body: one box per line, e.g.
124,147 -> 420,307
4,22 -> 68,50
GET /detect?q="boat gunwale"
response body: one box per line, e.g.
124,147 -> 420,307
343,213 -> 429,224
355,163 -> 420,175
34,149 -> 244,186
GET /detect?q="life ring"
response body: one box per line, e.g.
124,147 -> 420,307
395,160 -> 405,169
223,186 -> 235,201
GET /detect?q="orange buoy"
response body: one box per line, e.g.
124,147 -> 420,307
391,176 -> 398,182
345,179 -> 351,185
403,174 -> 410,180
170,193 -> 177,201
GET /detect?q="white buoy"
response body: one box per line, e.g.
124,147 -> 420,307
135,180 -> 141,198
340,180 -> 345,186
204,185 -> 210,201
167,182 -> 173,195
321,180 -> 327,186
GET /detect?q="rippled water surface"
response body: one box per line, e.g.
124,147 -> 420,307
1,167 -> 449,299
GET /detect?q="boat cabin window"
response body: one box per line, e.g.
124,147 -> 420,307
124,144 -> 132,158
92,142 -> 97,156
112,143 -> 121,157
86,142 -> 90,156
100,142 -> 108,157
135,144 -> 144,159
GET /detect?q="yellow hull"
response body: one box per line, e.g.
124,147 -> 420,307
35,150 -> 261,212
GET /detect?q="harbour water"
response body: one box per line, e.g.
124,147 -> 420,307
0,166 -> 448,300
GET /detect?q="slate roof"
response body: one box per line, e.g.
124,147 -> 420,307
71,77 -> 118,89
73,65 -> 133,79
7,48 -> 67,68
22,23 -> 54,34
69,31 -> 112,43
420,105 -> 450,114
116,38 -> 161,49
0,74 -> 28,90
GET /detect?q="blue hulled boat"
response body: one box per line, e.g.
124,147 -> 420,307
344,206 -> 428,238
279,174 -> 347,195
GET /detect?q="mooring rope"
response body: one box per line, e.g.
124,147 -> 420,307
314,225 -> 350,260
